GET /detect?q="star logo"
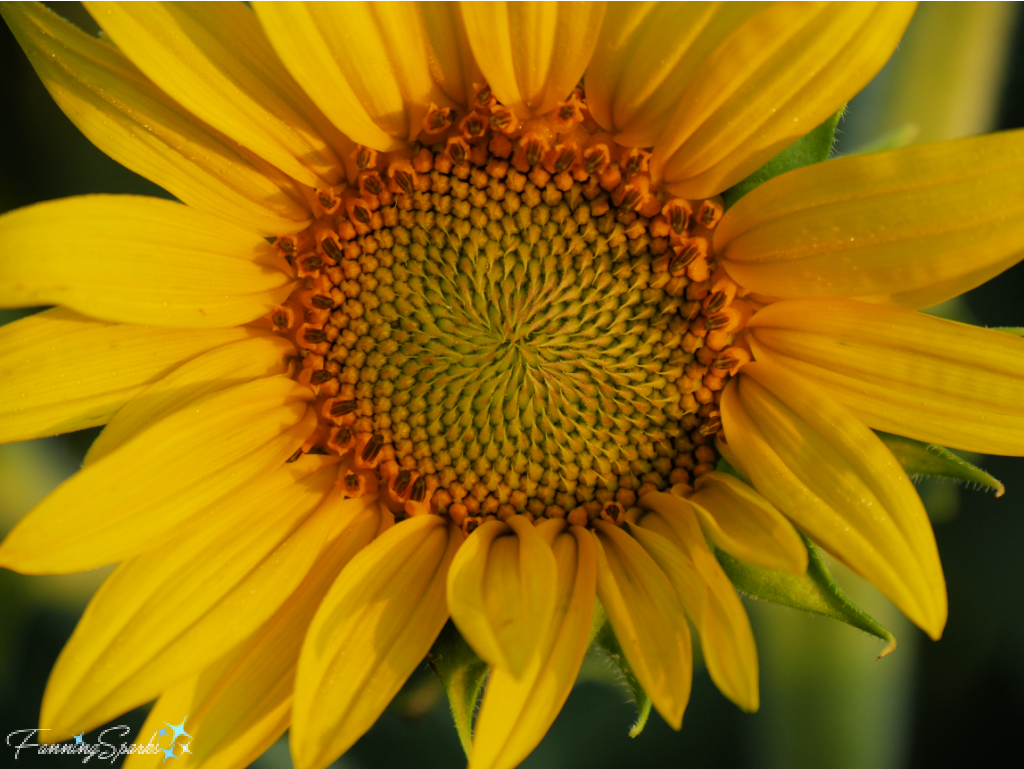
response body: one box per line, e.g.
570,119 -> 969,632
73,734 -> 85,746
165,718 -> 192,743
155,717 -> 193,763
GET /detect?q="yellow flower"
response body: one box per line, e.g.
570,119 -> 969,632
0,2 -> 1022,769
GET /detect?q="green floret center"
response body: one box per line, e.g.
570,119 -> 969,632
329,169 -> 691,515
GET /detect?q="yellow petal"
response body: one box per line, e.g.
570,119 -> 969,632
649,2 -> 915,199
251,0 -> 407,152
0,308 -> 255,444
41,455 -> 343,740
255,2 -> 465,151
714,432 -> 748,481
447,514 -> 557,676
720,362 -> 947,638
470,521 -> 596,769
292,515 -> 462,769
1,2 -> 311,235
125,494 -> 384,769
0,377 -> 314,573
716,129 -> 1024,308
122,678 -> 200,769
85,335 -> 296,464
688,471 -> 807,574
0,195 -> 295,328
586,2 -> 762,147
83,1 -> 343,187
591,519 -> 692,729
747,298 -> 1024,456
858,250 -> 1024,312
461,1 -> 606,119
628,499 -> 759,712
420,2 -> 486,107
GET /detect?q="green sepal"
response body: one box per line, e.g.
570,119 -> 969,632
589,602 -> 652,737
426,620 -> 489,757
992,327 -> 1024,337
716,535 -> 897,658
875,431 -> 1004,498
722,107 -> 844,209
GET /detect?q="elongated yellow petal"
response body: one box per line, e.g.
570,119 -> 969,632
461,1 -> 606,119
858,250 -> 1024,312
748,299 -> 1024,456
447,514 -> 557,676
716,129 -> 1024,308
292,515 -> 462,769
85,335 -> 296,465
83,1 -> 343,187
0,309 -> 255,444
586,2 -> 762,148
0,377 -> 314,573
720,362 -> 947,638
255,2 -> 468,151
471,521 -> 596,769
0,196 -> 294,328
41,455 -> 343,740
248,0 -> 403,153
591,520 -> 691,729
1,2 -> 311,235
420,2 -> 485,107
688,471 -> 807,574
628,499 -> 759,712
122,678 -> 199,769
650,2 -> 915,199
125,495 -> 384,769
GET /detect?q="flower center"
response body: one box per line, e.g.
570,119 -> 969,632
269,88 -> 752,532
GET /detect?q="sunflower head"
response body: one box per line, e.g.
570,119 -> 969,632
1,3 -> 1023,769
273,102 -> 745,532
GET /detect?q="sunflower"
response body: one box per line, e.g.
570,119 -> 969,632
1,2 -> 1023,768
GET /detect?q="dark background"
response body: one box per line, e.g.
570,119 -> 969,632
1,4 -> 1023,768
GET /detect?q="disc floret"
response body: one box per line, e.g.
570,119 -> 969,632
268,86 -> 754,533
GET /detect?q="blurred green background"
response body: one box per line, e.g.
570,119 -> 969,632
2,3 -> 1023,768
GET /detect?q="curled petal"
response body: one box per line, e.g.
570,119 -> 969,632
716,129 -> 1024,308
591,520 -> 692,729
688,471 -> 807,574
629,499 -> 759,712
720,362 -> 947,639
470,520 -> 596,769
447,515 -> 557,677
